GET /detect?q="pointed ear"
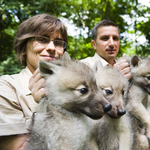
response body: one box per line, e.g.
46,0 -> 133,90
131,54 -> 141,67
91,40 -> 96,50
38,60 -> 60,79
93,60 -> 104,74
61,51 -> 71,61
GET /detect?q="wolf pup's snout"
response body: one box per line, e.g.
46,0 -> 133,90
117,109 -> 126,116
103,104 -> 112,113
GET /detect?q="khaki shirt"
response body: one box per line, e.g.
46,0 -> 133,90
0,67 -> 37,136
80,53 -> 109,68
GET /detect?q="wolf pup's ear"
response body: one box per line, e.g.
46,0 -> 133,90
93,60 -> 104,73
131,54 -> 141,67
61,52 -> 71,61
38,60 -> 60,79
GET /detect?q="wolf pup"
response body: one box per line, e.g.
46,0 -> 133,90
124,54 -> 150,150
27,52 -> 112,150
93,60 -> 131,150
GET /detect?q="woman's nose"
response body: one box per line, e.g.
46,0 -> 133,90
45,41 -> 56,50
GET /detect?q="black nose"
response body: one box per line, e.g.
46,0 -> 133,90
117,110 -> 126,116
104,104 -> 112,113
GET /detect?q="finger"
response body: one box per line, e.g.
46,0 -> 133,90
114,58 -> 127,67
31,78 -> 45,95
124,72 -> 132,80
31,68 -> 40,78
33,88 -> 47,102
122,53 -> 127,57
114,61 -> 129,71
29,72 -> 42,91
119,67 -> 131,75
30,78 -> 47,102
119,67 -> 132,80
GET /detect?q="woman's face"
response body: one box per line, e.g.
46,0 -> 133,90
25,33 -> 65,73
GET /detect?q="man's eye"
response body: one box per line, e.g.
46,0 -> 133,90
113,36 -> 119,41
78,88 -> 88,94
113,38 -> 119,41
101,37 -> 108,41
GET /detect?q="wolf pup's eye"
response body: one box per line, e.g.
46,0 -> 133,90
105,89 -> 113,95
146,76 -> 150,80
78,88 -> 88,94
122,90 -> 124,95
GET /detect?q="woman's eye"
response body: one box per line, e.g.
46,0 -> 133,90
105,89 -> 112,95
36,37 -> 49,43
54,40 -> 63,46
78,88 -> 88,94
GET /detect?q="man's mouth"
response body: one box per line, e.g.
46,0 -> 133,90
106,49 -> 116,53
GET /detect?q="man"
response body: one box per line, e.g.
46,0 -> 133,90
80,20 -> 131,80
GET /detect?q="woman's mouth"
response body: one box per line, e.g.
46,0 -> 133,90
41,55 -> 56,61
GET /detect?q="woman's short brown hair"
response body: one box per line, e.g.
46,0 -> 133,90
14,14 -> 68,66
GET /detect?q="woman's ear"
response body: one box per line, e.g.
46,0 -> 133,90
91,40 -> 96,50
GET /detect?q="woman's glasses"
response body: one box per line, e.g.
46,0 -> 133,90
34,36 -> 67,50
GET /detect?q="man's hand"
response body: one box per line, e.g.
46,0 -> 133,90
29,68 -> 47,102
114,54 -> 132,80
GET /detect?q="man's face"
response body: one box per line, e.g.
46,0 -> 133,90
91,26 -> 120,65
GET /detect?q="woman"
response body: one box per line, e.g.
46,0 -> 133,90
0,13 -> 68,150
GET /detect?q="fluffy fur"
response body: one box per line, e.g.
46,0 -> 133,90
27,52 -> 112,150
93,60 -> 131,150
125,54 -> 150,150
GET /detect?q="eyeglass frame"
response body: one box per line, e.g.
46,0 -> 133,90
33,36 -> 67,50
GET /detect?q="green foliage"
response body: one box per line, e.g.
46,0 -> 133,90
1,0 -> 150,75
0,54 -> 24,75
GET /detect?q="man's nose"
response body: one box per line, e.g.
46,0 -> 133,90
108,37 -> 114,46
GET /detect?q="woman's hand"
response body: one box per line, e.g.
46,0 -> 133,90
29,68 -> 47,102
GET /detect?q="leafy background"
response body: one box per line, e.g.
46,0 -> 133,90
0,0 -> 150,75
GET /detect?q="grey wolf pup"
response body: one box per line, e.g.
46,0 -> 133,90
125,54 -> 150,150
93,60 -> 131,150
27,52 -> 112,150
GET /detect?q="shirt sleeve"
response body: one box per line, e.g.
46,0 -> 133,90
0,77 -> 29,136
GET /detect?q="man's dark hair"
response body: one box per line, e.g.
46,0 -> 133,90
92,20 -> 120,41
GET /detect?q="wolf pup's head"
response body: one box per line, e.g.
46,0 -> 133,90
38,52 -> 112,120
94,60 -> 127,119
130,54 -> 150,94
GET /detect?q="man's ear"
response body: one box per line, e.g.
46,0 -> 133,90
91,40 -> 97,50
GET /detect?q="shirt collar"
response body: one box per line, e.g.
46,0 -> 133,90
94,53 -> 116,67
19,67 -> 32,95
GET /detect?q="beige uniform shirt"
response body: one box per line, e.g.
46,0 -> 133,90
80,53 -> 109,68
0,67 -> 37,136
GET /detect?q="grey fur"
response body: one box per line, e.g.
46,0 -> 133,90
27,52 -> 112,150
125,54 -> 150,150
94,60 -> 131,150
